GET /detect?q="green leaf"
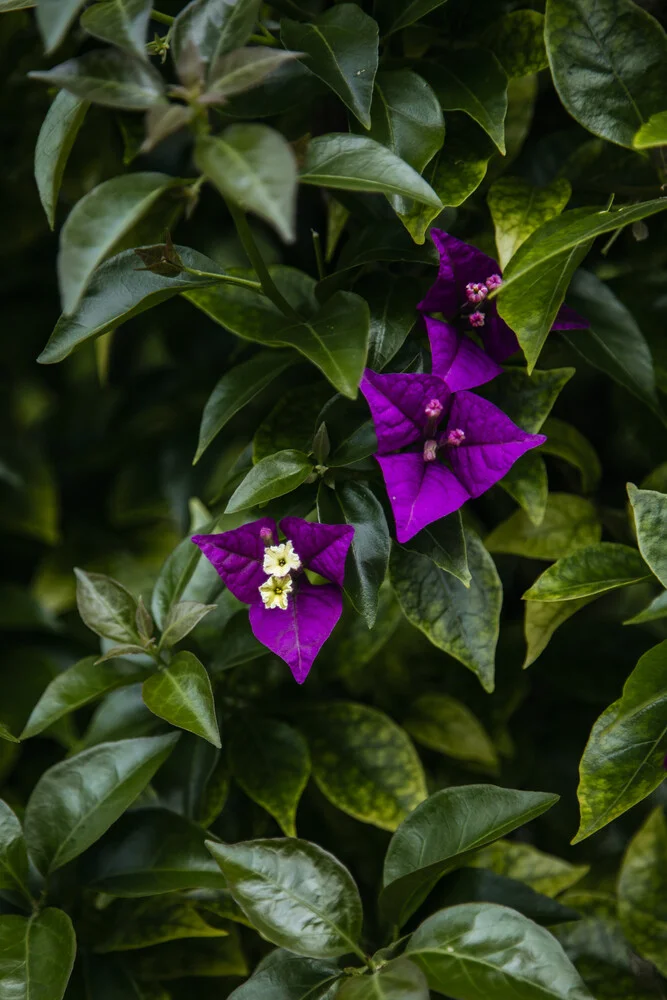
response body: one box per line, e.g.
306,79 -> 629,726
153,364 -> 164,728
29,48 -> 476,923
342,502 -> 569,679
633,109 -> 667,148
21,655 -> 150,739
142,652 -> 220,748
95,644 -> 150,663
486,494 -> 601,561
404,694 -> 498,771
441,870 -> 582,927
500,453 -> 549,528
0,909 -> 76,1000
564,269 -> 660,414
158,601 -> 216,649
420,52 -> 508,154
127,928 -> 247,979
58,172 -> 176,315
523,597 -> 596,669
406,902 -> 592,999
380,784 -> 559,928
195,350 -> 296,464
0,1 -> 36,9
225,949 -> 341,1000
357,273 -> 416,371
172,0 -> 261,84
225,450 -> 313,514
36,0 -> 86,52
254,383 -> 333,464
0,800 -> 29,898
80,0 -> 152,60
495,200 -> 667,371
195,127 -> 297,243
281,5 -> 378,128
574,639 -> 667,842
205,48 -> 301,100
93,895 -> 228,953
317,482 -> 390,628
29,49 -> 167,110
403,512 -> 470,587
484,10 -> 548,78
85,807 -> 227,895
299,702 -> 426,832
617,806 -> 667,976
150,505 -> 221,630
545,0 -> 667,148
483,366 -> 575,435
24,733 -> 178,873
488,175 -> 571,269
228,716 -> 310,837
470,840 -> 588,898
540,419 -> 601,494
625,589 -> 667,626
337,958 -> 429,1000
300,134 -> 442,209
523,543 -> 650,602
206,837 -> 364,959
390,533 -> 502,693
627,483 -> 667,588
75,568 -> 139,643
382,0 -> 451,35
34,90 -> 88,231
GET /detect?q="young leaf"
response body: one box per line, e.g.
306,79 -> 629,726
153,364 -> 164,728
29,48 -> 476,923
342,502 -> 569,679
0,909 -> 76,1000
142,651 -> 221,747
421,52 -> 508,154
404,694 -> 498,771
0,800 -> 30,898
80,0 -> 153,60
75,568 -> 139,643
485,494 -> 601,561
627,483 -> 667,588
523,597 -> 596,669
523,543 -> 650,602
634,109 -> 667,148
36,0 -> 87,52
225,450 -> 313,513
151,508 -> 217,630
196,127 -> 298,243
617,807 -> 667,976
30,49 -> 167,110
337,958 -> 429,1000
228,716 -> 310,837
58,172 -> 177,314
34,90 -> 89,230
574,639 -> 667,842
281,5 -> 378,128
206,838 -> 364,959
299,702 -> 426,832
205,48 -> 301,101
380,784 -> 559,928
24,733 -> 178,872
159,601 -> 217,649
171,0 -> 261,84
390,533 -> 502,693
488,176 -> 571,269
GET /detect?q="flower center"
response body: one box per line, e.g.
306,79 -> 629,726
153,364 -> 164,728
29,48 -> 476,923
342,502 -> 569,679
465,282 -> 488,305
485,273 -> 503,291
469,310 -> 485,328
259,574 -> 294,611
446,428 -> 466,447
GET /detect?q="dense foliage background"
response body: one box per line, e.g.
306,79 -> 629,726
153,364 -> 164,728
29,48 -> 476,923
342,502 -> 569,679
2,0 -> 667,997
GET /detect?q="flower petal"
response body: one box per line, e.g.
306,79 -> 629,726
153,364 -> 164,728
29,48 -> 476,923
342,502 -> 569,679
376,452 -> 470,543
418,230 -> 500,316
280,516 -> 354,587
249,579 -> 342,684
360,370 -> 450,454
446,391 -> 546,498
551,303 -> 590,331
480,309 -> 520,363
425,316 -> 502,391
192,517 -> 277,604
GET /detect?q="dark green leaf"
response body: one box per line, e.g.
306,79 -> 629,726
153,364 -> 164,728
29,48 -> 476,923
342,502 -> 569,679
281,5 -> 378,128
357,273 -> 416,371
337,958 -> 429,1000
228,716 -> 310,837
486,494 -> 601,561
381,0 -> 451,35
80,0 -> 152,60
24,733 -> 178,872
488,175 -> 571,268
484,367 -> 575,436
34,90 -> 88,230
420,52 -> 508,154
172,0 -> 261,85
500,452 -> 549,527
0,909 -> 76,1000
404,694 -> 498,771
30,50 -> 167,110
142,652 -> 220,747
36,0 -> 86,52
523,543 -> 650,601
225,449 -> 313,513
523,598 -> 596,668
0,800 -> 30,898
158,602 -> 217,649
403,512 -> 470,587
206,837 -> 364,959
617,806 -> 667,976
540,419 -> 601,494
150,505 -> 220,630
484,10 -> 548,78
574,639 -> 667,842
390,533 -> 502,693
441,870 -> 582,926
381,784 -> 559,928
127,928 -> 247,979
470,839 -> 588,898
226,949 -> 341,1000
93,895 -> 228,953
299,702 -> 426,832
627,483 -> 667,588
254,383 -> 333,463
205,48 -> 301,100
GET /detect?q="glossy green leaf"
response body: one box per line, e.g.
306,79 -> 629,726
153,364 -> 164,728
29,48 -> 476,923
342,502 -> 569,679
21,655 -> 151,739
486,494 -> 601,561
206,837 -> 364,959
382,0 -> 451,34
36,0 -> 86,52
484,366 -> 575,436
80,0 -> 152,60
337,958 -> 429,1000
335,582 -> 402,682
523,543 -> 650,602
381,784 -> 559,928
484,10 -> 548,78
390,533 -> 502,693
470,840 -> 588,898
406,902 -> 592,999
421,52 -> 508,154
196,127 -> 297,243
625,589 -> 667,626
172,0 -> 261,84
75,569 -> 138,643
205,48 -> 301,100
0,800 -> 29,898
254,383 -> 332,464
617,806 -> 667,975
299,702 -> 426,832
281,5 -> 378,128
29,50 -> 167,110
627,483 -> 667,588
488,175 -> 571,269
225,450 -> 312,514
356,274 -> 415,371
441,869 -> 582,927
633,109 -> 667,148
142,652 -> 220,747
34,90 -> 88,231
317,482 -> 390,628
226,948 -> 341,1000
545,0 -> 667,148
500,452 -> 549,527
404,693 -> 498,771
300,134 -> 442,209
540,419 -> 601,494
574,639 -> 667,842
523,597 -> 596,669
24,733 -> 177,873
158,601 -> 216,649
228,716 -> 310,837
404,512 -> 470,587
0,909 -> 76,1000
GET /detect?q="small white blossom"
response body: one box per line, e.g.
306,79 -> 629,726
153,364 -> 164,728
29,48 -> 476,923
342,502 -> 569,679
263,540 -> 301,578
259,575 -> 293,611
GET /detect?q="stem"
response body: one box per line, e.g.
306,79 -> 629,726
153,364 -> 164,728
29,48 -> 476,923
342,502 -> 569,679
226,201 -> 302,321
151,10 -> 174,26
311,229 -> 325,280
182,266 -> 264,292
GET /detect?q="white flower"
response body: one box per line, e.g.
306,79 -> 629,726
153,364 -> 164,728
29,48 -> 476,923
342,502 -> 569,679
259,575 -> 293,611
262,540 -> 301,578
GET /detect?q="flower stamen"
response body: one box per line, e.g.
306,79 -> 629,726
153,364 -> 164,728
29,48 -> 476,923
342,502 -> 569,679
465,282 -> 488,304
423,439 -> 439,462
469,311 -> 485,328
446,428 -> 466,448
485,274 -> 503,291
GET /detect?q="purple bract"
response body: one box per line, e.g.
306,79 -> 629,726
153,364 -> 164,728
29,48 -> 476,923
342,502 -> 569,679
360,369 -> 546,542
192,516 -> 354,684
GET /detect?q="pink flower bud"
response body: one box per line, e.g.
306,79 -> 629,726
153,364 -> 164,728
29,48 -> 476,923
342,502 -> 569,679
424,398 -> 444,419
469,311 -> 485,328
423,439 -> 438,462
259,527 -> 274,545
446,428 -> 466,448
465,282 -> 488,304
485,274 -> 503,290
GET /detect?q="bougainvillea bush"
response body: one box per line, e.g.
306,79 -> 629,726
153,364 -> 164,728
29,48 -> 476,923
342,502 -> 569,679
2,0 -> 667,996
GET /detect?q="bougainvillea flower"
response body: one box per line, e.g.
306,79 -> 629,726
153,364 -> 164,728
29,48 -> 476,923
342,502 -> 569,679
360,370 -> 545,542
424,315 -> 502,391
192,517 -> 354,683
418,230 -> 588,363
